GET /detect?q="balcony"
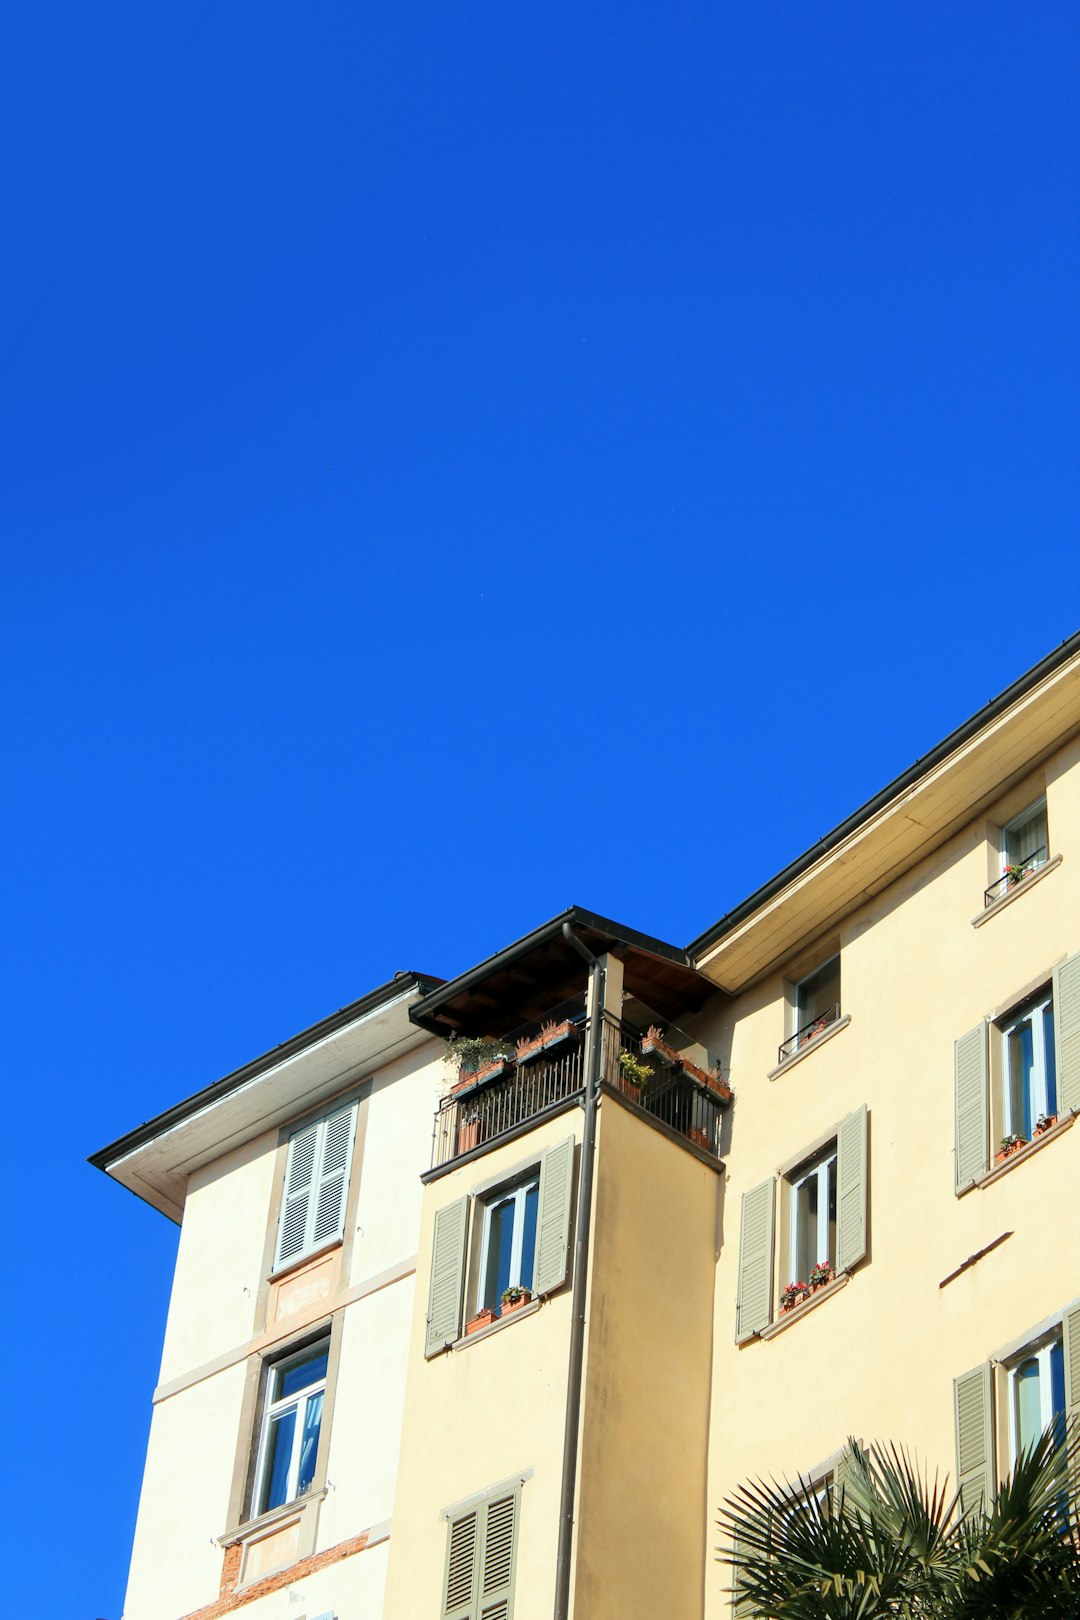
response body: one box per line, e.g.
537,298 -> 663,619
430,1010 -> 728,1169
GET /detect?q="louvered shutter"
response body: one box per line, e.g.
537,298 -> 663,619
731,1535 -> 755,1616
1062,1301 -> 1080,1493
533,1136 -> 575,1298
426,1196 -> 469,1357
736,1180 -> 774,1342
954,1362 -> 994,1517
836,1104 -> 868,1274
832,1441 -> 859,1504
954,1024 -> 989,1193
311,1101 -> 357,1248
442,1507 -> 480,1620
478,1490 -> 518,1620
1053,953 -> 1080,1118
275,1121 -> 320,1269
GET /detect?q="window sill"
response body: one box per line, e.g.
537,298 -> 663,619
768,1015 -> 852,1081
757,1272 -> 851,1339
218,1488 -> 326,1548
963,1112 -> 1075,1193
971,853 -> 1062,928
451,1296 -> 541,1350
268,1238 -> 343,1285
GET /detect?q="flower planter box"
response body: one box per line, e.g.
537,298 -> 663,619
465,1308 -> 497,1336
452,1058 -> 510,1096
995,1138 -> 1027,1164
1034,1116 -> 1058,1138
500,1290 -> 532,1317
640,1028 -> 731,1102
780,1287 -> 811,1314
516,1020 -> 579,1065
456,1120 -> 481,1154
688,1125 -> 712,1151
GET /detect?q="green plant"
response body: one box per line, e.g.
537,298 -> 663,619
809,1261 -> 834,1290
443,1035 -> 512,1077
618,1049 -> 654,1088
719,1429 -> 1080,1619
500,1285 -> 529,1305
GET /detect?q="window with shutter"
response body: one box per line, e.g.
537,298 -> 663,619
736,1180 -> 775,1342
953,1362 -> 994,1516
443,1486 -> 520,1620
274,1100 -> 359,1272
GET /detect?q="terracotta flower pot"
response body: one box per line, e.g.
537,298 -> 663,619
500,1290 -> 532,1316
465,1308 -> 497,1336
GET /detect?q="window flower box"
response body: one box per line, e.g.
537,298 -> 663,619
996,1133 -> 1027,1164
1033,1114 -> 1058,1138
452,1057 -> 511,1096
780,1281 -> 812,1314
499,1286 -> 532,1317
808,1262 -> 835,1292
465,1307 -> 497,1336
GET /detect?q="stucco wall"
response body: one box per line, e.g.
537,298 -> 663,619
699,734 -> 1080,1619
382,1107 -> 583,1620
575,1095 -> 721,1619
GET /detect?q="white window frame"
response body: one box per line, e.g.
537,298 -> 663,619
788,1146 -> 837,1284
1001,989 -> 1056,1138
251,1340 -> 329,1517
476,1173 -> 540,1314
1006,1331 -> 1064,1465
1001,798 -> 1049,877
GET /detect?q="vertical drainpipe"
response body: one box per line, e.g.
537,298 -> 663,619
553,922 -> 605,1620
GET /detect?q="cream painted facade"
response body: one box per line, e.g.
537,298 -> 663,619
94,635 -> 1080,1620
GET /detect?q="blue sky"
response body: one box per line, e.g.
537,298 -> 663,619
2,3 -> 1078,1613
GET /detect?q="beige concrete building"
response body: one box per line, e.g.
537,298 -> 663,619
94,632 -> 1080,1620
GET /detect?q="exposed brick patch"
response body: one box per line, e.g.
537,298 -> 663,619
179,1530 -> 370,1620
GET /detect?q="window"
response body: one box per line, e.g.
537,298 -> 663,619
442,1483 -> 521,1620
955,1305 -> 1080,1513
252,1339 -> 329,1516
789,1146 -> 838,1285
425,1137 -> 575,1357
954,954 -> 1079,1194
1009,1335 -> 1066,1462
477,1175 -> 539,1316
1002,798 -> 1049,878
274,1099 -> 358,1271
735,1106 -> 867,1343
782,956 -> 841,1059
1001,990 -> 1057,1141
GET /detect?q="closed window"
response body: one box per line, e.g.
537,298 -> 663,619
252,1340 -> 329,1515
478,1176 -> 539,1316
1002,798 -> 1049,878
954,956 -> 1079,1193
735,1106 -> 867,1343
1002,990 -> 1057,1141
789,1146 -> 837,1284
442,1483 -> 520,1620
1009,1335 -> 1066,1462
274,1099 -> 358,1271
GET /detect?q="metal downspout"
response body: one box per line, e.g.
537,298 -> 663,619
553,922 -> 604,1620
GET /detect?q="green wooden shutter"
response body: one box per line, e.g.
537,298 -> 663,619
836,1104 -> 868,1274
311,1101 -> 358,1248
442,1506 -> 480,1620
832,1441 -> 860,1503
533,1136 -> 575,1297
954,1024 -> 989,1193
731,1535 -> 755,1616
1053,952 -> 1080,1118
954,1362 -> 994,1516
275,1121 -> 319,1269
1062,1300 -> 1080,1494
736,1179 -> 774,1342
478,1490 -> 519,1620
426,1196 -> 469,1357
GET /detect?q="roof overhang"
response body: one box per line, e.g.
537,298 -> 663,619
410,906 -> 719,1039
89,972 -> 441,1223
690,635 -> 1080,992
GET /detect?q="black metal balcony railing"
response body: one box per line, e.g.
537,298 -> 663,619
431,1031 -> 586,1168
983,845 -> 1048,908
599,1013 -> 725,1157
430,1011 -> 728,1169
778,1002 -> 841,1066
